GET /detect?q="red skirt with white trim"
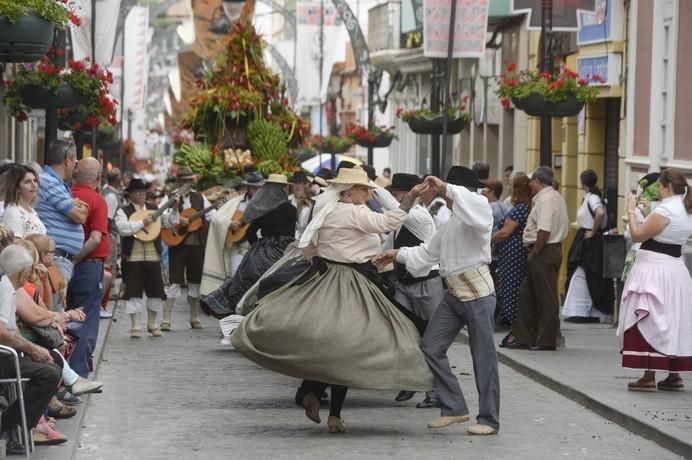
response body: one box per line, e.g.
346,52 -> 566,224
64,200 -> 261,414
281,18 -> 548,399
622,325 -> 692,372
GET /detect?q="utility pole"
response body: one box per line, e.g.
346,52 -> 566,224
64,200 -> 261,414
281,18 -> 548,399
539,0 -> 553,167
90,0 -> 97,160
440,0 -> 457,176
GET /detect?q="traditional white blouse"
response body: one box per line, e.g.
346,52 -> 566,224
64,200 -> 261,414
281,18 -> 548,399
315,202 -> 408,264
650,195 -> 692,245
1,203 -> 47,238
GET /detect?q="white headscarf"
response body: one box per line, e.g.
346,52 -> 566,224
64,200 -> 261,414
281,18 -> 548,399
298,183 -> 353,248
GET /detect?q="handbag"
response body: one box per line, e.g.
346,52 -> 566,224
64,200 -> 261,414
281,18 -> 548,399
29,324 -> 64,349
28,286 -> 64,349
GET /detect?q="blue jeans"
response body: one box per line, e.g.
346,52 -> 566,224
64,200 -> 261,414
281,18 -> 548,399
66,260 -> 104,378
54,255 -> 74,287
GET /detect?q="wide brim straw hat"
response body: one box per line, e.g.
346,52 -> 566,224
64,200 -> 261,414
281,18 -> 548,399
265,173 -> 289,185
327,167 -> 378,189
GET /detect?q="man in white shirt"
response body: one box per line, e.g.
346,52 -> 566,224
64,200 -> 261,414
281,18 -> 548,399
375,166 -> 500,436
161,167 -> 216,330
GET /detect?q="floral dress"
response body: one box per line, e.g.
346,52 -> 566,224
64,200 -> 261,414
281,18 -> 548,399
1,204 -> 46,238
495,203 -> 530,323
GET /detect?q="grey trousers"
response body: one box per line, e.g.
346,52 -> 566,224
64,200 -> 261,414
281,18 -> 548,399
421,291 -> 500,430
393,276 -> 445,321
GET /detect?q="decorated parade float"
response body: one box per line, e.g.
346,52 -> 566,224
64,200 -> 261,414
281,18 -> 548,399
176,0 -> 311,189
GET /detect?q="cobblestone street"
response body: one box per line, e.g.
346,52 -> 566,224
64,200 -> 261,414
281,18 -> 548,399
72,302 -> 683,460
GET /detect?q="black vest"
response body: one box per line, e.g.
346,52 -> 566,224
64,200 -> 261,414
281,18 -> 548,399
179,191 -> 209,245
393,226 -> 439,285
121,202 -> 162,257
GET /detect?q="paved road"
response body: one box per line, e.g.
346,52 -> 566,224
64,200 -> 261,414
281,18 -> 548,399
75,303 -> 683,460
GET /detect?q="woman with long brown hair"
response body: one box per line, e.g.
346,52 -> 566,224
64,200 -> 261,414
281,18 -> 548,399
493,174 -> 531,347
618,168 -> 692,391
1,164 -> 45,238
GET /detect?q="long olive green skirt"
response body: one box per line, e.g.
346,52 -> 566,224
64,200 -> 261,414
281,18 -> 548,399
231,263 -> 433,391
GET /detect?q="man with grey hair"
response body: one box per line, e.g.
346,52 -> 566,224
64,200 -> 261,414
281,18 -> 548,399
507,166 -> 568,350
35,140 -> 88,285
67,157 -> 111,378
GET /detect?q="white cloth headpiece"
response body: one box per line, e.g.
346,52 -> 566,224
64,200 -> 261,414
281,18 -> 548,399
298,183 -> 353,248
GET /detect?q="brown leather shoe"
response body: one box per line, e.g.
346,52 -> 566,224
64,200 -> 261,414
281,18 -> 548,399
427,415 -> 470,428
302,392 -> 321,424
327,416 -> 346,433
627,378 -> 656,392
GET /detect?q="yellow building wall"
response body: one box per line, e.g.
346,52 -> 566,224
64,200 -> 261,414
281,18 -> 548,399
521,37 -> 624,299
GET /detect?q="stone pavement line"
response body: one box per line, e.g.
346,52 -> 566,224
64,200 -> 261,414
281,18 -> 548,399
458,322 -> 692,459
32,298 -> 119,460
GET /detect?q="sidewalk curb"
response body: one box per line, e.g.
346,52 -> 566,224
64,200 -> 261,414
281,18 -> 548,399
456,332 -> 692,459
62,298 -> 119,460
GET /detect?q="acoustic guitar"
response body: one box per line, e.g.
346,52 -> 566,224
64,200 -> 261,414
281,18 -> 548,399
130,184 -> 192,242
226,210 -> 251,244
160,197 -> 228,247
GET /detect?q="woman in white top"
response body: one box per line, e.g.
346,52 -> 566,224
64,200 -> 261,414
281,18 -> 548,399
563,170 -> 610,322
618,168 -> 692,392
231,168 -> 432,433
1,165 -> 46,238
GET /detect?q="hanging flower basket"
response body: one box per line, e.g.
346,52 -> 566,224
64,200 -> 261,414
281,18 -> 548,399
511,92 -> 584,118
356,133 -> 394,148
0,11 -> 54,63
58,110 -> 88,131
223,117 -> 249,149
19,83 -> 87,109
407,116 -> 468,135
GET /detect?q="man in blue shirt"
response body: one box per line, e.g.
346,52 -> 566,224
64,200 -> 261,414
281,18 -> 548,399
35,140 -> 89,285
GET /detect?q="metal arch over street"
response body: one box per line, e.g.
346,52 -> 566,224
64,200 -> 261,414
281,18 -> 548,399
262,40 -> 299,103
257,0 -> 297,33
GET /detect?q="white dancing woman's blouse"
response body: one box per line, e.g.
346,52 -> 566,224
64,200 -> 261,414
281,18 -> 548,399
315,202 -> 408,264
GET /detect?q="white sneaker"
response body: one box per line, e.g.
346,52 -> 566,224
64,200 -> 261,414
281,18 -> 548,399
99,309 -> 113,319
70,379 -> 104,395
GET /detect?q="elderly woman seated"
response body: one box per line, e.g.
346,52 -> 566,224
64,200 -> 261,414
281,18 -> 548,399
14,238 -> 103,418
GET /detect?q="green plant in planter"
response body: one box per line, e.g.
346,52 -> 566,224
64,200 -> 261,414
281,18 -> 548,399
307,135 -> 354,152
3,54 -> 116,125
396,97 -> 471,123
0,0 -> 81,28
495,63 -> 600,108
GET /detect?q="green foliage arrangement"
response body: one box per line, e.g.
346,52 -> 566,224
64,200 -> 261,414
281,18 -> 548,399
174,143 -> 226,189
247,119 -> 295,175
183,14 -> 309,146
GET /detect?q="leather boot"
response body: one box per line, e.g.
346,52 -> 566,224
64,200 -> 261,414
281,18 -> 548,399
160,298 -> 174,331
129,313 -> 141,338
189,296 -> 203,329
147,309 -> 162,337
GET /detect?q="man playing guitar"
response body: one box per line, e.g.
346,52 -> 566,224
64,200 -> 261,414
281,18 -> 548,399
115,178 -> 169,338
161,167 -> 216,330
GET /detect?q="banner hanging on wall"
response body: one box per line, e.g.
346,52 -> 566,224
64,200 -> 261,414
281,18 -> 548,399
423,0 -> 489,58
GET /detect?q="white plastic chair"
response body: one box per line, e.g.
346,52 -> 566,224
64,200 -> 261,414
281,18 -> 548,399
0,344 -> 32,457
